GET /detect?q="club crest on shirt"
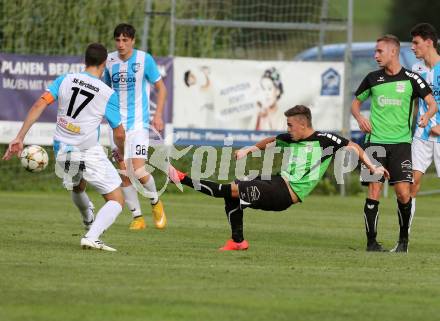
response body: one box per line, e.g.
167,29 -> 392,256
396,81 -> 405,93
304,142 -> 314,153
131,63 -> 140,73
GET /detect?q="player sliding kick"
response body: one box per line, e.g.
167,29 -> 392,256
169,105 -> 388,250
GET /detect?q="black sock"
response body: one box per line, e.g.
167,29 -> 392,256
181,176 -> 231,198
364,198 -> 380,243
397,198 -> 412,240
225,198 -> 244,243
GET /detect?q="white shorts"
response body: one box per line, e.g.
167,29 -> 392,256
55,144 -> 122,194
412,137 -> 440,176
110,128 -> 150,160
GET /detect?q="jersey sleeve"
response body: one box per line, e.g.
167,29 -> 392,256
317,132 -> 349,150
354,75 -> 371,102
104,92 -> 121,129
144,54 -> 161,84
46,74 -> 66,100
103,67 -> 112,87
275,133 -> 293,148
411,72 -> 432,98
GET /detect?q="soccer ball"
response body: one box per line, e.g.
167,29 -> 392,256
20,145 -> 49,172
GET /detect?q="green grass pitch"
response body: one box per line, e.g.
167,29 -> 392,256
1,190 -> 440,321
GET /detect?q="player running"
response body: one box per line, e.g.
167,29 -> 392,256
3,43 -> 125,252
104,23 -> 167,230
409,23 -> 440,224
169,105 -> 388,251
352,34 -> 437,253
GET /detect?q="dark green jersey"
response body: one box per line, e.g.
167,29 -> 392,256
355,67 -> 431,144
275,131 -> 349,201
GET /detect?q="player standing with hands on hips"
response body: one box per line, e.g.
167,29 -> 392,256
104,23 -> 168,230
352,34 -> 437,253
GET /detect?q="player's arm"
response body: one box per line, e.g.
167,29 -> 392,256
430,125 -> 440,136
413,74 -> 437,128
351,75 -> 372,133
412,98 -> 419,122
145,54 -> 167,132
2,95 -> 51,160
105,92 -> 125,158
351,98 -> 371,133
112,125 -> 125,155
103,67 -> 112,87
152,79 -> 167,132
346,141 -> 389,179
234,137 -> 276,160
419,93 -> 438,127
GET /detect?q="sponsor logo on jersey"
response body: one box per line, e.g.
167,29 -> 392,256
377,95 -> 402,107
57,118 -> 80,134
377,76 -> 385,82
111,72 -> 136,84
431,86 -> 440,101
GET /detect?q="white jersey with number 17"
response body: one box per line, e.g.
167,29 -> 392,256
45,72 -> 121,151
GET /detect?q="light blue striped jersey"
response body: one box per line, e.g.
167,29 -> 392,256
47,72 -> 121,151
412,61 -> 440,142
103,49 -> 161,132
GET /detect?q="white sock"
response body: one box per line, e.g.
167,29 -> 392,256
143,175 -> 159,204
71,191 -> 93,223
409,198 -> 416,232
85,200 -> 122,240
122,185 -> 142,218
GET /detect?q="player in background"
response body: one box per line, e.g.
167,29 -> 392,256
2,43 -> 125,252
104,23 -> 167,230
352,34 -> 437,253
169,105 -> 388,251
409,23 -> 440,225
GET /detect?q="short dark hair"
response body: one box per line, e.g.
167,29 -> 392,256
377,34 -> 400,49
85,43 -> 107,67
410,23 -> 438,46
284,105 -> 312,127
114,23 -> 136,39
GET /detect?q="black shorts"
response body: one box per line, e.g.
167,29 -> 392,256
236,175 -> 293,211
361,143 -> 412,185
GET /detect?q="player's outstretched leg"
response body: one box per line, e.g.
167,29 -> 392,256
169,166 -> 248,250
168,166 -> 232,198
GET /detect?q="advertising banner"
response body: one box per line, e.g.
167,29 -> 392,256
0,53 -> 174,145
173,57 -> 344,145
